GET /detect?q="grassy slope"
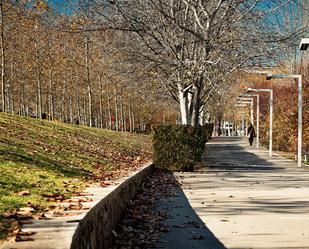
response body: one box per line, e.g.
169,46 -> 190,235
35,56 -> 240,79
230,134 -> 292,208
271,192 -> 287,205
0,113 -> 151,221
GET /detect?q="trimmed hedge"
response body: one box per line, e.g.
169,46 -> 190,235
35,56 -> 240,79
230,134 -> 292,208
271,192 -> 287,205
202,123 -> 214,140
153,124 -> 213,172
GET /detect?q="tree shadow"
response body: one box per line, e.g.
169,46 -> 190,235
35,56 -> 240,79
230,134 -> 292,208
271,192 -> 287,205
152,136 -> 309,249
0,146 -> 93,180
202,137 -> 285,172
151,184 -> 227,249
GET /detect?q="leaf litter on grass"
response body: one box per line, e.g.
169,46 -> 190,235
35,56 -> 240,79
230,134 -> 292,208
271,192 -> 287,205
0,112 -> 152,243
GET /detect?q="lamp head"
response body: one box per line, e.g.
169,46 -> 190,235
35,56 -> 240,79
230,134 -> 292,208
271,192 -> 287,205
300,38 -> 309,50
266,74 -> 272,80
246,88 -> 253,92
239,93 -> 249,97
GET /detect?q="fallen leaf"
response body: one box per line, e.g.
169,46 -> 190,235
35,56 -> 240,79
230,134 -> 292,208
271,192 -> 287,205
17,191 -> 31,196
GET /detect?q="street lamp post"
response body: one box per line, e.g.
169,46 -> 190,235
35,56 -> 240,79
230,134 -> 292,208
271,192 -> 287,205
266,74 -> 302,166
297,38 -> 309,166
241,112 -> 245,136
235,104 -> 247,136
237,98 -> 254,125
240,94 -> 260,148
236,100 -> 253,136
247,88 -> 273,157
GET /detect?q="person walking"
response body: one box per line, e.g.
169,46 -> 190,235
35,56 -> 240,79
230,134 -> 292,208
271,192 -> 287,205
247,124 -> 256,146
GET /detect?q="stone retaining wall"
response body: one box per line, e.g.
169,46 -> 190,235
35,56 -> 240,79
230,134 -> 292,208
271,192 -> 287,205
70,163 -> 153,249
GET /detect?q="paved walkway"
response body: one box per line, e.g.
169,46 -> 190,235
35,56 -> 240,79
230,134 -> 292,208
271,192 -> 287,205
153,136 -> 309,249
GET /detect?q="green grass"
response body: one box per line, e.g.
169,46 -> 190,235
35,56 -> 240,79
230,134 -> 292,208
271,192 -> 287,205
0,113 -> 152,240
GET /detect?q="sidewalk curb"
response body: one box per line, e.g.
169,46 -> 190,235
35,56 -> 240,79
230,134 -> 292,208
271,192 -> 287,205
0,163 -> 154,249
70,162 -> 154,249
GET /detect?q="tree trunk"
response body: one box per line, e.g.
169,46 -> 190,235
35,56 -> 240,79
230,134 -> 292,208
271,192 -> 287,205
7,62 -> 13,113
120,93 -> 124,132
129,100 -> 132,132
61,78 -> 66,122
69,97 -> 73,124
187,91 -> 194,124
191,77 -> 203,128
199,109 -> 204,126
21,80 -> 25,116
99,75 -> 103,129
123,106 -> 127,131
0,0 -> 5,112
114,87 -> 119,131
107,92 -> 112,129
76,96 -> 81,125
10,83 -> 14,114
132,112 -> 135,132
104,108 -> 108,129
75,76 -> 81,125
178,84 -> 188,125
83,97 -> 87,126
48,70 -> 53,120
85,35 -> 93,127
34,23 -> 42,119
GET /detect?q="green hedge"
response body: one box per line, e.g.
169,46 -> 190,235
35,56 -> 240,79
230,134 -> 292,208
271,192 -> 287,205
202,123 -> 214,140
153,124 -> 213,172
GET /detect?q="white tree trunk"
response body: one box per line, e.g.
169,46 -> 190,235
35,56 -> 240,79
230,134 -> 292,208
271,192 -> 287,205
107,92 -> 112,129
76,96 -> 81,124
114,87 -> 119,131
132,112 -> 135,131
120,94 -> 124,132
61,78 -> 66,122
99,75 -> 103,128
187,91 -> 194,125
129,99 -> 132,132
178,84 -> 188,125
199,110 -> 204,126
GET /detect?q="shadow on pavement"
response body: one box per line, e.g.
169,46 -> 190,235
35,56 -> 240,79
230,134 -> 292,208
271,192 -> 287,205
152,136 -> 309,249
151,183 -> 227,249
202,136 -> 285,172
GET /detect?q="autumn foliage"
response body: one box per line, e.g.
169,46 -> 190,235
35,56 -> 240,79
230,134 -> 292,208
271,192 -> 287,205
252,67 -> 309,154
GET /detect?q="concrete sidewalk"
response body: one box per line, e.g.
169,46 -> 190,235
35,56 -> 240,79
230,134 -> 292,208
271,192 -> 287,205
153,136 -> 309,249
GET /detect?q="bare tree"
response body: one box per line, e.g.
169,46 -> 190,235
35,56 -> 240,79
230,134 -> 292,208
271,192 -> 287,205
90,0 -> 308,127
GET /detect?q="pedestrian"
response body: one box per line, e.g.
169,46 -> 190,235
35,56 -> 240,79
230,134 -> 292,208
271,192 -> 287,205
247,124 -> 255,146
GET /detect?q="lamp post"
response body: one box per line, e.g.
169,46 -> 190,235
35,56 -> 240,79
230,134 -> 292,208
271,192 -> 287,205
247,88 -> 273,157
237,97 -> 254,129
266,74 -> 302,166
236,98 -> 254,125
236,100 -> 252,137
235,104 -> 247,136
240,94 -> 260,148
240,111 -> 245,137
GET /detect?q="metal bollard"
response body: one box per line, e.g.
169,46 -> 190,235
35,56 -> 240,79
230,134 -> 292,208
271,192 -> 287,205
305,155 -> 307,163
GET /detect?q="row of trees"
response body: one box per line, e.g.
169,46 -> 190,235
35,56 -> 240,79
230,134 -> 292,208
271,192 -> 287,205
0,0 -> 178,131
0,0 -> 308,132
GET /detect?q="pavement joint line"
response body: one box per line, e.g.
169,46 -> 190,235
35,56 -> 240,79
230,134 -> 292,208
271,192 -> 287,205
152,136 -> 309,249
